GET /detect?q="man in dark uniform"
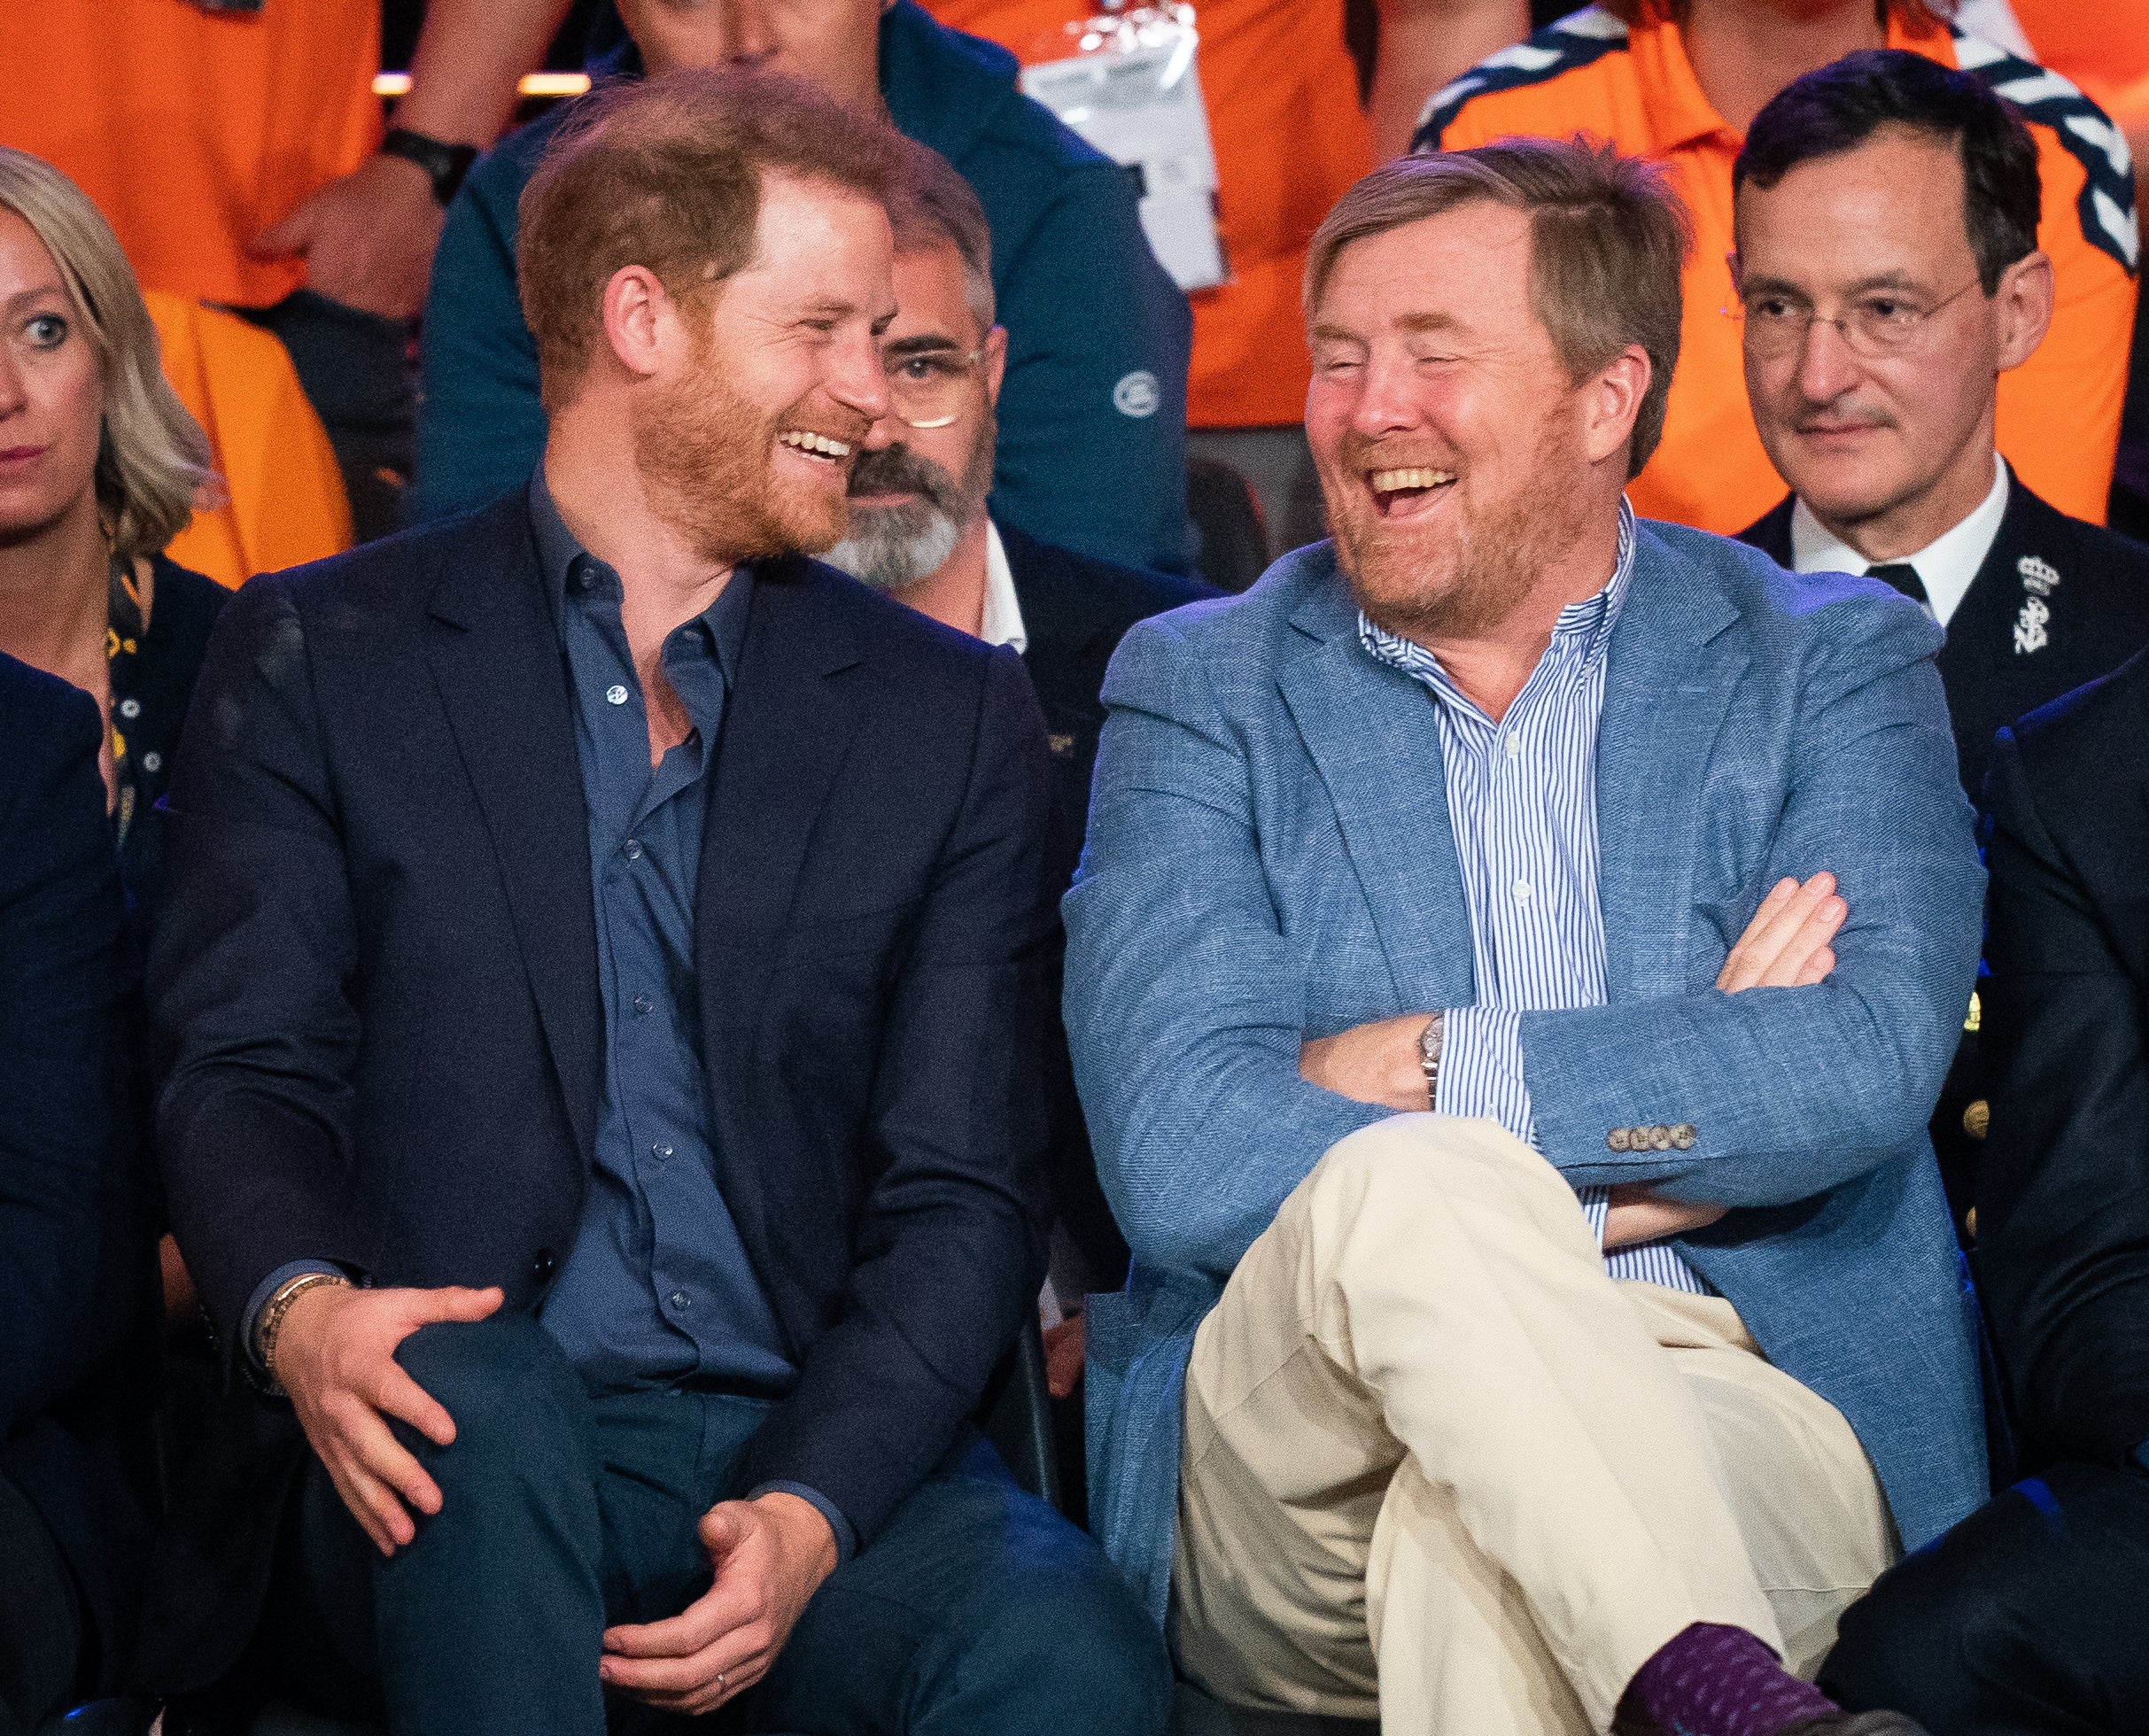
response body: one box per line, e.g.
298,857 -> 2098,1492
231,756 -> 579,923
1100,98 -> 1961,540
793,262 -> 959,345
821,143 -> 1213,1469
1729,50 -> 2149,1229
1821,645 -> 2149,1731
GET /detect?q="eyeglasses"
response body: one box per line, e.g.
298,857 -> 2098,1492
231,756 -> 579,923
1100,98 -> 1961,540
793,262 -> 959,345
1723,277 -> 1984,360
884,345 -> 986,429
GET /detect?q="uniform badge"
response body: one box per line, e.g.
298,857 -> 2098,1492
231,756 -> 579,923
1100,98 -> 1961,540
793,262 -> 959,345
2013,554 -> 2060,655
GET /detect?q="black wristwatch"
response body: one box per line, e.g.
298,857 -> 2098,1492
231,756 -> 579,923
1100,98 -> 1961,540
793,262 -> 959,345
380,127 -> 481,208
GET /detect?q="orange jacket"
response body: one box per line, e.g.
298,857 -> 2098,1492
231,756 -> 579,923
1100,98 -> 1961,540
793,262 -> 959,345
1422,4 -> 2139,531
0,0 -> 381,308
149,294 -> 353,589
930,0 -> 1372,428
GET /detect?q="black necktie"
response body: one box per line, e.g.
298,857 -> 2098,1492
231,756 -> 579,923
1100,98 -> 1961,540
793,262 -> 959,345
1865,562 -> 1930,607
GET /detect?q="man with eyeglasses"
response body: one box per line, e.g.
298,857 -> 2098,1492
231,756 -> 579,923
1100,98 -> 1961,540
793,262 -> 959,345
415,0 -> 1193,577
822,142 -> 1213,1438
1733,50 -> 2149,1233
1734,50 -> 2149,805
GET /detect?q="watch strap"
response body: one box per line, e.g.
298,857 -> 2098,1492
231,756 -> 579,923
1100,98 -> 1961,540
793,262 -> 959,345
1418,1011 -> 1446,1109
381,128 -> 481,208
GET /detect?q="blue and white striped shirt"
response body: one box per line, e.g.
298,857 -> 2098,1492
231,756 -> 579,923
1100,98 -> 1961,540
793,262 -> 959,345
1359,500 -> 1707,1293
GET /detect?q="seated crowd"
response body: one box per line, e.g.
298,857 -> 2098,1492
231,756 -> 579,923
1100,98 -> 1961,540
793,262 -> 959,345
2,4 -> 2146,1736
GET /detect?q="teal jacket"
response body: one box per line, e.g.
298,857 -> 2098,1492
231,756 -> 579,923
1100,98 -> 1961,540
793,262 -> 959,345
414,2 -> 1194,573
1066,523 -> 1990,1624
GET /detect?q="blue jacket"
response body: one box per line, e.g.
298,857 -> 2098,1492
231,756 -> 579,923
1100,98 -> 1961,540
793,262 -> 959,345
140,495 -> 1057,1687
0,654 -> 156,1693
414,1 -> 1193,572
1064,523 -> 1990,1624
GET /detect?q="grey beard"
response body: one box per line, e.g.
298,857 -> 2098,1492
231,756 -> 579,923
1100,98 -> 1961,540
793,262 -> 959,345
822,500 -> 965,593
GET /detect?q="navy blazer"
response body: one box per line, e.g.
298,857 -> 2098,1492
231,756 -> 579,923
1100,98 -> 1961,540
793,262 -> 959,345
0,653 -> 156,1695
1738,472 -> 2149,803
1742,474 -> 2149,1228
1978,647 -> 2149,1465
144,493 -> 1059,1689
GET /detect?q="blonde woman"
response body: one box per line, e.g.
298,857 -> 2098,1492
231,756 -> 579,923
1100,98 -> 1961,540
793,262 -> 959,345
0,146 -> 226,918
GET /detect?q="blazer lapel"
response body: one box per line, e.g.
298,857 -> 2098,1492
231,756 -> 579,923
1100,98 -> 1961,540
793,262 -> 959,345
421,504 -> 602,1161
1275,565 -> 1477,1010
1939,479 -> 2035,680
694,560 -> 871,1256
1596,529 -> 1745,1002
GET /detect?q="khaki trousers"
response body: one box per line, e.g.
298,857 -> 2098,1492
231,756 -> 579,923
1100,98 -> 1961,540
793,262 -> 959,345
1173,1116 -> 1896,1735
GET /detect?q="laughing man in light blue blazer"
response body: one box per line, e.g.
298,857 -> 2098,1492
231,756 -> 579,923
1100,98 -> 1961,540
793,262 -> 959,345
1063,140 -> 1984,1734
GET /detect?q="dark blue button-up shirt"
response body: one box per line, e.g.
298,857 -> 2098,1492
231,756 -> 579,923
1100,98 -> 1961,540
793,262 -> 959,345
525,473 -> 802,1399
251,477 -> 850,1554
528,476 -> 852,1555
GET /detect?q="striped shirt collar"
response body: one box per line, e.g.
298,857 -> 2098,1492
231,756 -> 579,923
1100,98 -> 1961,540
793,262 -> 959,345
1356,499 -> 1638,702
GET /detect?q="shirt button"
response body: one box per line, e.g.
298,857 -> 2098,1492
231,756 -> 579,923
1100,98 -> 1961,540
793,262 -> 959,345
632,993 -> 655,1016
1504,736 -> 1522,758
650,1141 -> 673,1162
623,838 -> 643,861
605,684 -> 629,706
669,1290 -> 691,1313
119,697 -> 141,719
141,751 -> 162,772
1512,880 -> 1532,901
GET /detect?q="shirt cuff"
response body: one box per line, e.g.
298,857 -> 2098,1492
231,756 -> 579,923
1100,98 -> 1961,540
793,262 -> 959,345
1575,1186 -> 1612,1251
748,1481 -> 857,1567
243,1261 -> 348,1372
1436,1006 -> 1537,1149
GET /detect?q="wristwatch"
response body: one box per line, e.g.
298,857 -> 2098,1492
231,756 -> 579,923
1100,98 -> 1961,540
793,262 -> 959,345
257,1270 -> 351,1395
380,127 -> 481,208
1418,1011 -> 1446,1109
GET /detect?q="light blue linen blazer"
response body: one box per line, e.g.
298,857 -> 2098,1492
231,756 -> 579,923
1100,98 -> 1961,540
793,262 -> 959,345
1065,521 -> 1989,1627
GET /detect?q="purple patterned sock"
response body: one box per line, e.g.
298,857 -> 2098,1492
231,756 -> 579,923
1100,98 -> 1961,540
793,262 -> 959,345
1621,1623 -> 1838,1736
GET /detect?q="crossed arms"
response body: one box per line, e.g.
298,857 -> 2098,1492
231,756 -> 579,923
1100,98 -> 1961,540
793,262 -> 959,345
1064,598 -> 1984,1284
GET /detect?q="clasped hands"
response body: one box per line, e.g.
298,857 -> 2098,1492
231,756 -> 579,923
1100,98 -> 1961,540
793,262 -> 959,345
272,1282 -> 836,1713
1299,872 -> 1846,1249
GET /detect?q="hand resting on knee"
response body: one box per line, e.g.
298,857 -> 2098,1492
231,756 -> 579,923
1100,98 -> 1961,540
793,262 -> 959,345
1298,872 -> 1848,1249
270,1280 -> 505,1554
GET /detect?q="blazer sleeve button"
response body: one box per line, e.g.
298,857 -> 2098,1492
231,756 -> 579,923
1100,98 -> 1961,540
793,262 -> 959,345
1648,1125 -> 1673,1150
1670,1124 -> 1697,1149
1607,1128 -> 1632,1151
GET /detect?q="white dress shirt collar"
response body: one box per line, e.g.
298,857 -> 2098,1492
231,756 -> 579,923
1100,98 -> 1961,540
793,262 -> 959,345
979,520 -> 1028,655
1789,452 -> 2009,629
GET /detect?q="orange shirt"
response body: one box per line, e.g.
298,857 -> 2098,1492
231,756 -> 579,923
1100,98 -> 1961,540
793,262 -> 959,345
2012,0 -> 2149,177
149,293 -> 353,589
1425,4 -> 2140,531
930,0 -> 1373,427
0,0 -> 382,308
2009,0 -> 2149,100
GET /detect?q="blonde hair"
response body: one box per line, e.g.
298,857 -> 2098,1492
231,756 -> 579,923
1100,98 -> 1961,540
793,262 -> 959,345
0,149 -> 217,558
1307,138 -> 1691,478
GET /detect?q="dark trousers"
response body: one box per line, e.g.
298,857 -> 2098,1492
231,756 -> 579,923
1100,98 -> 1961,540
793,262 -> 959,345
1821,1459 -> 2149,1734
0,1464 -> 82,1734
237,291 -> 415,545
264,1314 -> 1170,1736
